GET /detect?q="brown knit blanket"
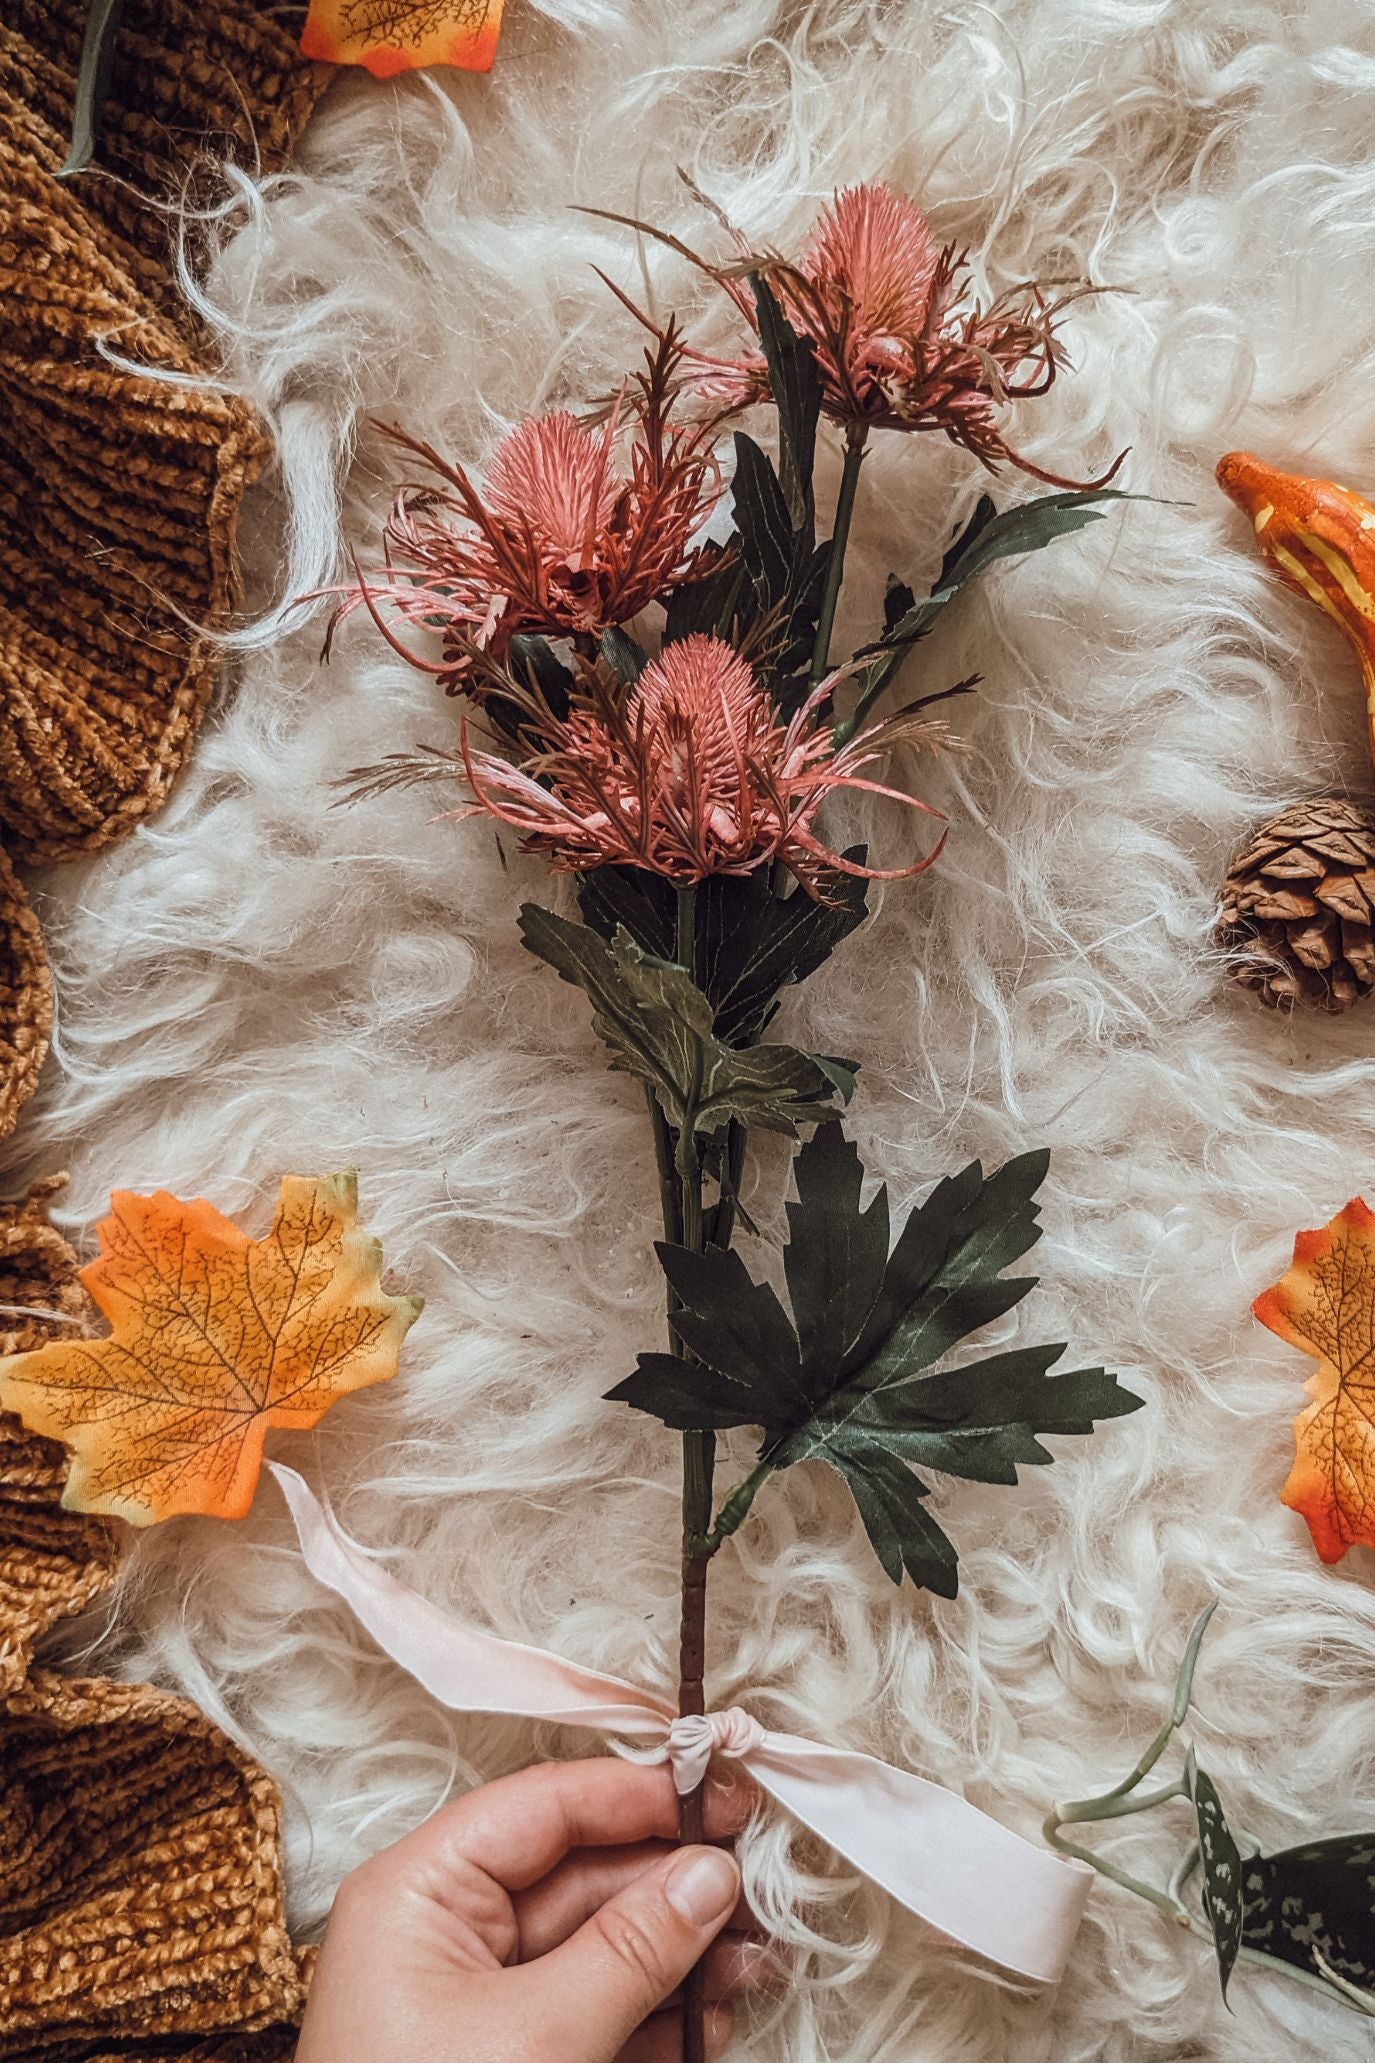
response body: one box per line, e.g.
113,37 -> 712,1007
0,0 -> 325,1143
0,1182 -> 311,2060
0,9 -> 327,2052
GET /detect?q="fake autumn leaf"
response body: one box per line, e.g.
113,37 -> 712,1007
1254,1197 -> 1375,1563
610,1125 -> 1140,1591
300,0 -> 504,78
0,1174 -> 422,1527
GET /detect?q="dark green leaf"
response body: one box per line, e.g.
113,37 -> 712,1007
936,495 -> 998,589
519,905 -> 845,1153
783,1123 -> 890,1378
507,634 -> 574,722
838,487 -> 1144,743
732,432 -> 796,614
663,556 -> 748,645
575,866 -> 676,963
879,489 -> 1143,655
577,860 -> 870,1047
697,860 -> 869,1045
750,273 -> 821,536
827,1444 -> 959,1594
60,0 -> 125,177
600,627 -> 647,683
882,576 -> 918,637
609,1125 -> 1142,1590
1241,1833 -> 1375,1993
1190,1757 -> 1244,2002
610,1351 -> 762,1430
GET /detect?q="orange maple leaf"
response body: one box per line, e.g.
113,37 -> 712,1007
0,1173 -> 422,1527
1254,1196 -> 1375,1563
301,0 -> 504,77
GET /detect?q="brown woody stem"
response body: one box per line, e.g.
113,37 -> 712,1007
671,884 -> 713,2063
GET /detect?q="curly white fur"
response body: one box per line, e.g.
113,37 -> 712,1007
11,2 -> 1375,2056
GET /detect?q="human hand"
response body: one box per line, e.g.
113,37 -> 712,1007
295,1756 -> 770,2062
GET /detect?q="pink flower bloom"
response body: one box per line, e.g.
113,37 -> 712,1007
686,184 -> 1119,488
327,345 -> 724,693
456,633 -> 945,893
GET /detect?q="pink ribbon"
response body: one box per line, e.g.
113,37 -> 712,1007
272,1464 -> 1091,1983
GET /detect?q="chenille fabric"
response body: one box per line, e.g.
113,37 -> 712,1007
0,0 -> 326,1141
0,1185 -> 309,2060
0,859 -> 49,1154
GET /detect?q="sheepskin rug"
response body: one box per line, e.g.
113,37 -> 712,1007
10,1 -> 1375,2056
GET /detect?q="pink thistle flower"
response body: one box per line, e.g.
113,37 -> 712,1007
325,335 -> 725,694
647,183 -> 1120,489
454,633 -> 946,894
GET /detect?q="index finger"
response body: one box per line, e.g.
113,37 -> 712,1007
363,1757 -> 753,1896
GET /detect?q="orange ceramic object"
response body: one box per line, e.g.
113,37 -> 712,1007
301,0 -> 504,77
1218,451 -> 1375,767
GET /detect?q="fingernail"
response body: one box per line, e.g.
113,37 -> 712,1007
666,1845 -> 740,1926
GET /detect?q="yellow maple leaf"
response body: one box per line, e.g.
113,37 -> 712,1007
1253,1196 -> 1375,1564
301,0 -> 505,77
0,1173 -> 422,1526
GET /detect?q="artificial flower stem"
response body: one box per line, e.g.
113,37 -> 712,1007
809,423 -> 869,688
706,1458 -> 775,1548
668,881 -> 714,2063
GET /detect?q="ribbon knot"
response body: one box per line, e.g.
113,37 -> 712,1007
271,1464 -> 1093,1986
665,1707 -> 766,1795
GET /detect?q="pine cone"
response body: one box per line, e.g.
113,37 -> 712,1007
1219,797 -> 1375,1011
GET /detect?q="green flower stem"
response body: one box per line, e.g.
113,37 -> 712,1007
704,1458 -> 774,1549
809,422 -> 869,689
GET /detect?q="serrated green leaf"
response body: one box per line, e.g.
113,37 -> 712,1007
878,489 -> 1142,655
519,905 -> 844,1159
576,859 -> 870,1047
1240,1833 -> 1375,1992
1189,1757 -> 1244,2002
783,1121 -> 890,1377
609,1125 -> 1142,1590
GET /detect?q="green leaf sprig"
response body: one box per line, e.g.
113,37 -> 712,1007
609,1124 -> 1141,1591
1046,1608 -> 1375,2018
518,906 -> 851,1172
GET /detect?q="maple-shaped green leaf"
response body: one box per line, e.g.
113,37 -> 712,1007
519,906 -> 845,1167
609,1126 -> 1141,1591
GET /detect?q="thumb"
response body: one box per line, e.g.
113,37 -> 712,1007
521,1843 -> 740,2057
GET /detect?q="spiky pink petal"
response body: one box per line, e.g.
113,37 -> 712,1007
456,634 -> 943,893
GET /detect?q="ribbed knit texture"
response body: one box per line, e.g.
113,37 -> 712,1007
0,1182 -> 308,2060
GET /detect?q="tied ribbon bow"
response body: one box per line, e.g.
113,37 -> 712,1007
272,1466 -> 1091,1984
666,1709 -> 766,1794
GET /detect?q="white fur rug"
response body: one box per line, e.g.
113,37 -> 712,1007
10,2 -> 1375,2056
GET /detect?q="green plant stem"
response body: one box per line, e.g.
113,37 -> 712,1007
809,422 -> 869,688
1044,1769 -> 1375,2018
